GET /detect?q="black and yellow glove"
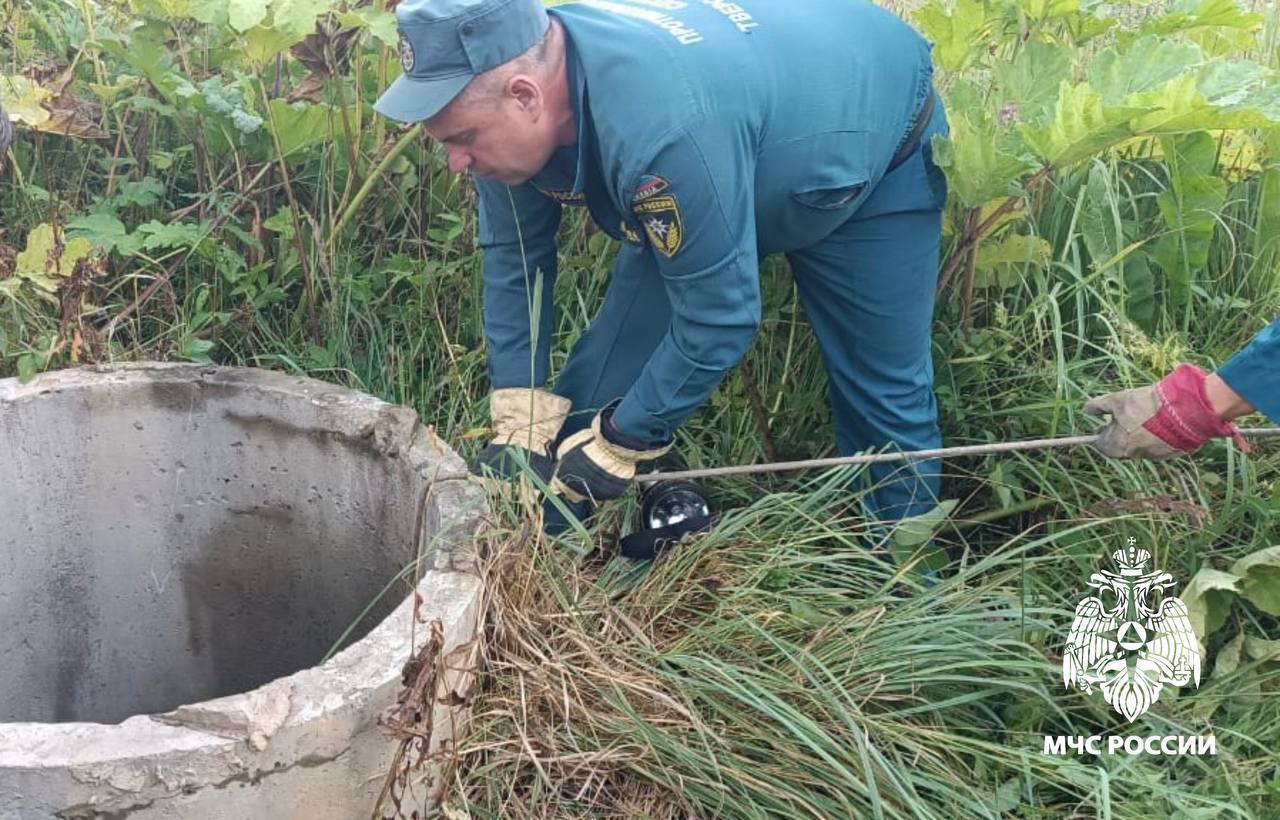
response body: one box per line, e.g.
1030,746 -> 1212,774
471,387 -> 571,484
550,399 -> 673,504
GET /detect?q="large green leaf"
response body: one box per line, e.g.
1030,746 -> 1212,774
0,75 -> 52,127
339,7 -> 398,48
132,0 -> 189,19
13,223 -> 57,283
187,0 -> 229,25
136,220 -> 210,251
1198,60 -> 1280,126
1230,546 -> 1280,616
973,234 -> 1051,289
1080,161 -> 1124,270
929,116 -> 1036,207
1019,81 -> 1146,167
67,213 -> 141,256
1122,251 -> 1156,331
14,223 -> 94,292
1128,72 -> 1265,135
228,0 -> 270,33
97,24 -> 182,101
1150,132 -> 1226,308
1212,631 -> 1244,679
913,0 -> 989,73
110,177 -> 166,210
1065,5 -> 1116,41
892,499 -> 959,548
266,99 -> 331,157
1012,0 -> 1079,22
1253,128 -> 1280,262
242,24 -> 297,67
1244,635 -> 1280,662
273,0 -> 329,42
1088,37 -> 1202,107
1141,0 -> 1263,38
1197,59 -> 1269,108
1150,233 -> 1188,309
992,41 -> 1072,129
976,233 -> 1052,268
1180,567 -> 1239,638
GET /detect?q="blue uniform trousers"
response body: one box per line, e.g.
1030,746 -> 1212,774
548,99 -> 949,526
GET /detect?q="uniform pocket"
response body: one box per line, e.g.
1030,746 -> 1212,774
779,131 -> 873,213
793,181 -> 868,210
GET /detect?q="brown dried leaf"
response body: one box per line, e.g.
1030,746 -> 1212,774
288,71 -> 329,104
290,34 -> 329,75
22,60 -> 63,86
47,65 -> 76,97
37,95 -> 107,140
291,24 -> 362,76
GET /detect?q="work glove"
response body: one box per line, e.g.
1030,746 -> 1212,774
471,387 -> 570,484
550,399 -> 674,504
1083,363 -> 1251,459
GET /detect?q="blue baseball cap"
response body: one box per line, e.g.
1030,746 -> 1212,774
374,0 -> 550,123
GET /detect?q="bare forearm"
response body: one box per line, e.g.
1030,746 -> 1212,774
1205,373 -> 1254,421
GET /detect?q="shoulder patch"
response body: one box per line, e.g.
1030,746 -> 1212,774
633,193 -> 683,258
632,174 -> 671,204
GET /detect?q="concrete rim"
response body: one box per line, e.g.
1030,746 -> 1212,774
0,363 -> 485,773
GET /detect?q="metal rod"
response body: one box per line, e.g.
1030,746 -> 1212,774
635,427 -> 1280,484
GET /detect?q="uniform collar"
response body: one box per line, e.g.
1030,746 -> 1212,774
529,27 -> 590,198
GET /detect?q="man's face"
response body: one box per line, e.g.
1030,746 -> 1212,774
426,81 -> 556,186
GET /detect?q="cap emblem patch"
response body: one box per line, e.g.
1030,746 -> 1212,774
399,31 -> 416,73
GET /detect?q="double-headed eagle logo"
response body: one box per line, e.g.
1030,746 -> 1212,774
1063,539 -> 1201,722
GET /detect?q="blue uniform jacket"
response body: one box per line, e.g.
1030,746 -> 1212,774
475,0 -> 937,444
1219,318 -> 1279,423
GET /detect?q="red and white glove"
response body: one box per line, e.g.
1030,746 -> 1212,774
1083,364 -> 1251,459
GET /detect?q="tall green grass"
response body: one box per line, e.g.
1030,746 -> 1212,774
2,0 -> 1278,816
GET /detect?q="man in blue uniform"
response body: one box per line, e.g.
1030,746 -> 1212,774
1085,320 -> 1278,458
375,0 -> 951,528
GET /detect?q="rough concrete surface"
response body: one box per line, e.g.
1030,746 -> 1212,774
0,364 -> 487,819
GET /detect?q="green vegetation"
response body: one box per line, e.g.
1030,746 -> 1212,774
2,0 -> 1278,816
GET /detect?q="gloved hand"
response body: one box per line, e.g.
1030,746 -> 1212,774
1083,363 -> 1251,459
471,387 -> 570,483
550,399 -> 673,503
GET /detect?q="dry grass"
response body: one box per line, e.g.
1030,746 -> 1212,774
406,485 -> 1116,819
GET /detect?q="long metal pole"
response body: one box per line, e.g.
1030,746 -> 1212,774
634,428 -> 1280,484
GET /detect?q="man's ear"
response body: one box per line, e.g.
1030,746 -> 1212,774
508,75 -> 543,118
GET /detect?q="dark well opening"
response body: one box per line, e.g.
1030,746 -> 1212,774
0,370 -> 421,724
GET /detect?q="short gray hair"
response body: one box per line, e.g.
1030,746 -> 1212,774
456,24 -> 555,106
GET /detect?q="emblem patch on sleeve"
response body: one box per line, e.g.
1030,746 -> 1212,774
632,174 -> 671,204
632,175 -> 683,258
634,195 -> 683,257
